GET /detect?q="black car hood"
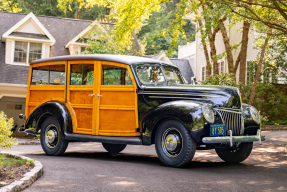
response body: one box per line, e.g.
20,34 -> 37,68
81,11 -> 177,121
142,85 -> 241,109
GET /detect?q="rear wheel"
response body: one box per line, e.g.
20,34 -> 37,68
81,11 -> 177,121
215,142 -> 253,163
102,143 -> 127,154
40,117 -> 69,156
155,120 -> 196,167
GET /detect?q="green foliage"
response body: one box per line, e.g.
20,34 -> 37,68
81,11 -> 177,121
200,75 -> 287,124
0,112 -> 17,150
83,24 -> 142,55
57,0 -> 195,55
199,73 -> 244,89
243,83 -> 287,123
17,0 -> 110,20
137,1 -> 195,57
0,0 -> 21,12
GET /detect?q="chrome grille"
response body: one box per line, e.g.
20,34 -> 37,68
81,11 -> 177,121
215,109 -> 242,136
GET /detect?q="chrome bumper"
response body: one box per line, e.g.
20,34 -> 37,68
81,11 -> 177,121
202,129 -> 265,147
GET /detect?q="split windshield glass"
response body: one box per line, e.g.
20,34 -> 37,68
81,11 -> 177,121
135,64 -> 184,86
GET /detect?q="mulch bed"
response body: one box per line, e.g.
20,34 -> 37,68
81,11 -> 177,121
261,125 -> 287,131
0,161 -> 34,188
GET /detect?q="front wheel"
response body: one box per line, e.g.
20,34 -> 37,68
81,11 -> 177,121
40,117 -> 69,156
102,143 -> 127,154
215,142 -> 253,163
155,120 -> 196,167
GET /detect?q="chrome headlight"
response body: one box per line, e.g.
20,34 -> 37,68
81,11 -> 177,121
202,104 -> 215,123
250,106 -> 260,124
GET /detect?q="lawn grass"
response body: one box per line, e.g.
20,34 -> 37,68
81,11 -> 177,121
0,155 -> 26,167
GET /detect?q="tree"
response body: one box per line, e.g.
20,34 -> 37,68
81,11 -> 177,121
137,1 -> 195,57
191,1 -> 250,80
57,0 -> 174,51
248,29 -> 272,105
216,0 -> 287,35
82,22 -> 143,55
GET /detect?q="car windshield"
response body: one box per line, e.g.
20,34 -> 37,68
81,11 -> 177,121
135,64 -> 184,86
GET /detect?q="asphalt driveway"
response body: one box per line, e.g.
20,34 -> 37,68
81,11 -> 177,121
3,131 -> 287,192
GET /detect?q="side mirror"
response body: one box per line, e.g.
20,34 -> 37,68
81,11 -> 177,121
19,114 -> 26,119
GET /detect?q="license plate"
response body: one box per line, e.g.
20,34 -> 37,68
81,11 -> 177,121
210,124 -> 226,136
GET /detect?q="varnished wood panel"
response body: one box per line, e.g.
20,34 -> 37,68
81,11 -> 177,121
99,109 -> 136,133
28,106 -> 36,116
100,91 -> 135,106
29,90 -> 64,103
74,108 -> 93,133
70,91 -> 93,104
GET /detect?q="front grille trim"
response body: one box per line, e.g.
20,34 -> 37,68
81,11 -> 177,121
214,108 -> 242,136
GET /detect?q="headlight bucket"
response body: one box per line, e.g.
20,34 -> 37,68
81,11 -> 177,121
250,106 -> 260,124
202,104 -> 215,123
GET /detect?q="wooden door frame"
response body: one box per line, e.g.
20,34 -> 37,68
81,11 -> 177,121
97,61 -> 139,136
67,60 -> 97,135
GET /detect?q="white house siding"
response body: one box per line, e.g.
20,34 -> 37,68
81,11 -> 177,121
16,19 -> 44,34
178,42 -> 196,76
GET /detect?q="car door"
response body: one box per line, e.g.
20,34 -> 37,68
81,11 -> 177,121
67,60 -> 97,135
97,61 -> 140,136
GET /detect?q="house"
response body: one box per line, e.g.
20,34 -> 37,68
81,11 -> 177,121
0,11 -> 112,133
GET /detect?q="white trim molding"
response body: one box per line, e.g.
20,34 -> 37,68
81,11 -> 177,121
1,12 -> 56,46
0,83 -> 27,100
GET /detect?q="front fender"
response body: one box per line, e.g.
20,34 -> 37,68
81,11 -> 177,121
242,103 -> 261,135
24,101 -> 73,136
141,100 -> 205,145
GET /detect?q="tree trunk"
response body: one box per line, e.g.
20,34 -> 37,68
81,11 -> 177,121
208,30 -> 219,75
198,19 -> 212,77
248,29 -> 272,105
218,19 -> 235,79
239,20 -> 251,99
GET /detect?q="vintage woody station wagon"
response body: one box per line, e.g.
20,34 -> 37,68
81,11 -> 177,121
19,54 -> 264,167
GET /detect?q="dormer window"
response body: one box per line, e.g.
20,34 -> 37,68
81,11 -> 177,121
14,41 -> 42,63
2,12 -> 55,66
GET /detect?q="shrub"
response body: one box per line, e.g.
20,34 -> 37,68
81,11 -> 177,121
243,83 -> 287,123
200,73 -> 244,89
200,74 -> 287,125
0,111 -> 17,149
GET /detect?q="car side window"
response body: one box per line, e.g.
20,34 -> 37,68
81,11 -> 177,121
102,65 -> 133,85
31,65 -> 65,85
70,64 -> 94,85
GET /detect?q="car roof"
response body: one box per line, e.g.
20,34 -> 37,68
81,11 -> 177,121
30,54 -> 173,66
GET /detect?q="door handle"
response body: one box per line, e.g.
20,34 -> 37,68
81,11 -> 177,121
88,94 -> 95,97
97,94 -> 102,100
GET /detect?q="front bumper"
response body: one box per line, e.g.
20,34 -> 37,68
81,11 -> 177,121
202,129 -> 265,147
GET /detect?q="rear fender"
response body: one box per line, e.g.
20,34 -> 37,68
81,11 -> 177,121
24,101 -> 73,137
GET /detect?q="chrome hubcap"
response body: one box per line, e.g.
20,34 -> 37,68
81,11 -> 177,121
46,130 -> 56,143
162,128 -> 183,158
45,124 -> 59,149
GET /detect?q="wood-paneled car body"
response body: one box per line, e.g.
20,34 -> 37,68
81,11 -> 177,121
19,54 -> 264,167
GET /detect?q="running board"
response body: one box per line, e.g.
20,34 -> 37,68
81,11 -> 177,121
64,133 -> 142,145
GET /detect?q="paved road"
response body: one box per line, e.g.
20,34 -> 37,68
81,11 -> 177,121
3,131 -> 287,192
